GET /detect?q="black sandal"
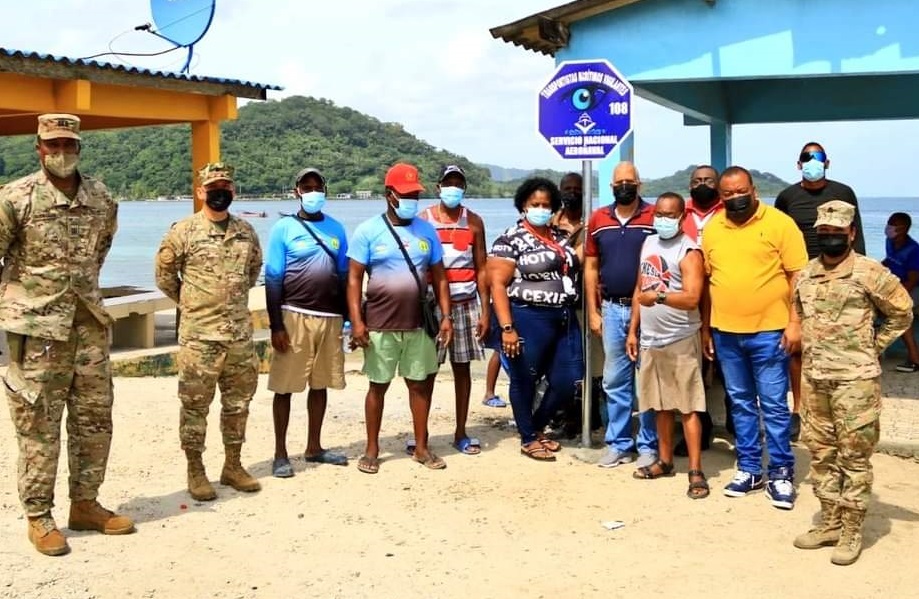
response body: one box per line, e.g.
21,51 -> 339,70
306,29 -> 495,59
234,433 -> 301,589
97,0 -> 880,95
687,469 -> 710,499
632,460 -> 675,479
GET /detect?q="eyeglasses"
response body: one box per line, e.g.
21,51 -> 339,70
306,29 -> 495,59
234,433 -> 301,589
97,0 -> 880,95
799,150 -> 827,163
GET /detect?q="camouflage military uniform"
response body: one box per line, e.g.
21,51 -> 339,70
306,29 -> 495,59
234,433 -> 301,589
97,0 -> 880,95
0,169 -> 118,518
795,204 -> 913,518
155,208 -> 262,453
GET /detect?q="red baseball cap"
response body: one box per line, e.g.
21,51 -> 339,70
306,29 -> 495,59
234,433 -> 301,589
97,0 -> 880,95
384,163 -> 425,194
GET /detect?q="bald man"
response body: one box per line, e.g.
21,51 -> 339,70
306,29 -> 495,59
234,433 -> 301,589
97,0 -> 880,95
585,162 -> 658,469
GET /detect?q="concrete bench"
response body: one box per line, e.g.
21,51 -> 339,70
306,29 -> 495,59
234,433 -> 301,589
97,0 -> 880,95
104,291 -> 175,349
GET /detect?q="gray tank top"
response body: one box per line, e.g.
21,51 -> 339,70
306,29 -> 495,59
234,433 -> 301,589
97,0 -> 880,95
638,233 -> 701,349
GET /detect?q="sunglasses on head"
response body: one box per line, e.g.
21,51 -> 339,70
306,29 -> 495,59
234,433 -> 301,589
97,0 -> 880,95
799,150 -> 827,163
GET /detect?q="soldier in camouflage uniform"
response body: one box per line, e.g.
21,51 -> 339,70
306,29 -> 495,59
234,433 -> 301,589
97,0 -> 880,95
793,200 -> 913,565
0,114 -> 135,557
155,163 -> 263,501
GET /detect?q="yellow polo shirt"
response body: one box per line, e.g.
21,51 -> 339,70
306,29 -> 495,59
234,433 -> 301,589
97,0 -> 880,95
702,202 -> 808,333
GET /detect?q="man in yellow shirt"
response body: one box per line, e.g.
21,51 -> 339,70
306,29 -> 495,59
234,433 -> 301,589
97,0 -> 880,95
701,166 -> 808,510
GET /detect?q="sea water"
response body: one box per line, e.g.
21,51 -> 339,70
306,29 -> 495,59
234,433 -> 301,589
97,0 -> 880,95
102,197 -> 918,290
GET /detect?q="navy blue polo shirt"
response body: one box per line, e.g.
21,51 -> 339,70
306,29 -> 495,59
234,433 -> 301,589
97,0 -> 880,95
586,200 -> 656,299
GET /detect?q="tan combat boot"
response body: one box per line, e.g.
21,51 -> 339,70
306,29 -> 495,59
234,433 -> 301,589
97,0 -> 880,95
28,513 -> 70,556
220,445 -> 261,492
186,450 -> 217,501
793,499 -> 842,549
69,500 -> 136,535
831,508 -> 866,566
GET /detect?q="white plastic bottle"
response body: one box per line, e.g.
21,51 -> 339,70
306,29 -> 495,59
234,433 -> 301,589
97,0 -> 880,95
341,320 -> 353,353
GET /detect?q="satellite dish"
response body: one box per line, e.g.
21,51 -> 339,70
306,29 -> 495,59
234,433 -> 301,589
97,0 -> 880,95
147,0 -> 216,73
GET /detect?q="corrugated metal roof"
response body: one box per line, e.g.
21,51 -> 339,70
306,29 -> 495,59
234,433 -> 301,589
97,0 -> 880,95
490,0 -> 645,56
0,47 -> 281,99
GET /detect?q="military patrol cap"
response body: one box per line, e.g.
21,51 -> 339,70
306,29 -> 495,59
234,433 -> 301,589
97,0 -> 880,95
814,200 -> 855,228
37,113 -> 81,141
198,162 -> 234,186
295,167 -> 326,186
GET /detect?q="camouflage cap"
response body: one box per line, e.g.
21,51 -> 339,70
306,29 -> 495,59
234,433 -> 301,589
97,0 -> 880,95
37,113 -> 81,141
198,162 -> 235,186
814,200 -> 855,228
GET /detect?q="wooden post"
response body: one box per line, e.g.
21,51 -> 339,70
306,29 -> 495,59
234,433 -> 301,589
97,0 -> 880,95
190,120 -> 220,213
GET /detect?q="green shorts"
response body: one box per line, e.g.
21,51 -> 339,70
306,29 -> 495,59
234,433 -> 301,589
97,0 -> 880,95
364,330 -> 438,383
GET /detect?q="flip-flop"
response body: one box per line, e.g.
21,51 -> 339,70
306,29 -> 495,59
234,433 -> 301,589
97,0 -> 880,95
304,449 -> 349,466
357,455 -> 379,474
453,437 -> 482,455
412,452 -> 447,470
482,395 -> 508,408
405,439 -> 416,456
272,458 -> 294,478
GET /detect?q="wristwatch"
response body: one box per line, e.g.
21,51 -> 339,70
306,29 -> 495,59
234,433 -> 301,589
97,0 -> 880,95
501,323 -> 515,333
655,292 -> 667,305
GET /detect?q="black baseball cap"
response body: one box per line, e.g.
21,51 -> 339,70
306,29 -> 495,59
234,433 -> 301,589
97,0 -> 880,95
439,165 -> 466,182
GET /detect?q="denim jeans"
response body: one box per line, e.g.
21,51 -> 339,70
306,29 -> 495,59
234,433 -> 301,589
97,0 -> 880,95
601,301 -> 657,454
713,329 -> 794,478
498,304 -> 584,445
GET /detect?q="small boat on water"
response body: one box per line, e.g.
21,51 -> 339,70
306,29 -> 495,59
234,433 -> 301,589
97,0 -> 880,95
239,210 -> 267,218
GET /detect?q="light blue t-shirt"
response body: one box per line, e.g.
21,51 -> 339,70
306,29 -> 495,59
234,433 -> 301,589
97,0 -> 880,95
347,214 -> 443,330
264,214 -> 348,325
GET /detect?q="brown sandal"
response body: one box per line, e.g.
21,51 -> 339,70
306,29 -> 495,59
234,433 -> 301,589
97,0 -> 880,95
632,460 -> 675,479
537,435 -> 561,452
521,442 -> 556,461
687,470 -> 710,499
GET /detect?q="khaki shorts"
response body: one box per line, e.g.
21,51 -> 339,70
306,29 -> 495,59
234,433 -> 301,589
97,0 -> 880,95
268,311 -> 345,393
637,333 -> 706,414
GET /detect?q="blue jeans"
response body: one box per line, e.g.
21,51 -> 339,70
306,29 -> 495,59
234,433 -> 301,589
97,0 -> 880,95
713,329 -> 794,478
601,301 -> 657,454
498,304 -> 584,445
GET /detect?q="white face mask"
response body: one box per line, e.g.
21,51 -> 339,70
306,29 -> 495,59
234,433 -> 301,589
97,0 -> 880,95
44,152 -> 80,178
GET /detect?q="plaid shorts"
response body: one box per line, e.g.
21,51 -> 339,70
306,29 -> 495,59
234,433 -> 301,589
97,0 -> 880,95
436,299 -> 486,364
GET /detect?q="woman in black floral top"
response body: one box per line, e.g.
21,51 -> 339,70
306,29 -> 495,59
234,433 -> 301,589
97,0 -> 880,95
487,177 -> 585,461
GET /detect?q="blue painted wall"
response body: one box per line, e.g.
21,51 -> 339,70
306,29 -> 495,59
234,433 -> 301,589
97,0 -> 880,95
558,0 -> 919,81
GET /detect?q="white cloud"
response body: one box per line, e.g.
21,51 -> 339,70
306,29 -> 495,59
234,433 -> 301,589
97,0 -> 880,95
1,0 -> 918,195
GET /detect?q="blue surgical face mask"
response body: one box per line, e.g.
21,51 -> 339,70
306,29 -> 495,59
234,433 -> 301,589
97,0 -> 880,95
439,186 -> 464,209
525,207 -> 553,227
300,191 -> 326,214
392,194 -> 419,220
801,159 -> 826,182
654,216 -> 681,240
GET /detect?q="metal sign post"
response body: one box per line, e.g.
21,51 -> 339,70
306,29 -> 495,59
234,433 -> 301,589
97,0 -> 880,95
580,160 -> 593,448
536,59 -> 634,448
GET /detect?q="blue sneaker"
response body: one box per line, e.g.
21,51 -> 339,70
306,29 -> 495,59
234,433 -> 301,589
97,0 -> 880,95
766,478 -> 796,510
723,470 -> 765,497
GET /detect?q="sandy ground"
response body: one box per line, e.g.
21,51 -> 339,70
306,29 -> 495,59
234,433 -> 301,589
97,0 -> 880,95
1,363 -> 919,599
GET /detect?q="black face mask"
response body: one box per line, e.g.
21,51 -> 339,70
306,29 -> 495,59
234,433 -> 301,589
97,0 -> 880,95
205,188 -> 233,212
723,194 -> 755,223
689,184 -> 718,208
817,233 -> 850,258
561,192 -> 582,212
613,183 -> 638,205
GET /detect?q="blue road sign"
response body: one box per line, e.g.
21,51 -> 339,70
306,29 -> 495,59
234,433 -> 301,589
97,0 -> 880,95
537,60 -> 633,160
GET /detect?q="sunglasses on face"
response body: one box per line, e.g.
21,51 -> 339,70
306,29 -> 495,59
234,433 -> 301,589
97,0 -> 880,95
799,150 -> 827,163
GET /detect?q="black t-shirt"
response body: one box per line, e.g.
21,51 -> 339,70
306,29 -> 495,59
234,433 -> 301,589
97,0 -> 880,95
490,222 -> 580,307
774,179 -> 865,259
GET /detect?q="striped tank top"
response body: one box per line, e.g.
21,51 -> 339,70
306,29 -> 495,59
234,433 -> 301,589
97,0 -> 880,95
422,205 -> 478,301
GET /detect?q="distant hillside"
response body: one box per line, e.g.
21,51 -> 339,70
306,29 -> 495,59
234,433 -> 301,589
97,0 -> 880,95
0,96 -> 500,199
480,163 -> 541,182
484,164 -> 792,199
0,95 -> 791,200
641,165 -> 791,197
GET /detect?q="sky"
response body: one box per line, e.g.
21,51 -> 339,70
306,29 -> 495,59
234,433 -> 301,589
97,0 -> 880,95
3,0 -> 919,196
